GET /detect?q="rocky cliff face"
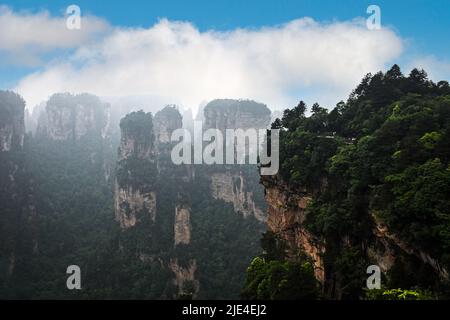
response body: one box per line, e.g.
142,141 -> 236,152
174,205 -> 191,246
115,111 -> 157,229
210,172 -> 266,222
370,213 -> 448,279
154,105 -> 183,146
203,99 -> 270,221
153,106 -> 198,295
0,91 -> 25,152
203,99 -> 271,131
114,184 -> 156,228
262,178 -> 325,282
0,91 -> 36,281
114,107 -> 201,297
118,117 -> 153,161
113,102 -> 270,298
153,105 -> 187,177
1,93 -> 268,298
35,93 -> 114,183
261,176 -> 449,296
37,93 -> 110,142
169,258 -> 199,297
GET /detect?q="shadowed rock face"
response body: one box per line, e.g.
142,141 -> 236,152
210,172 -> 266,222
203,99 -> 271,131
118,110 -> 154,161
154,105 -> 183,146
37,93 -> 110,142
115,110 -> 157,229
0,91 -> 34,283
34,93 -> 114,182
113,102 -> 268,298
202,99 -> 270,221
169,258 -> 199,297
0,91 -> 25,152
114,107 -> 198,296
174,205 -> 191,246
114,184 -> 156,228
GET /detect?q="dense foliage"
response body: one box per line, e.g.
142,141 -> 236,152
364,288 -> 435,300
242,257 -> 319,300
242,232 -> 320,300
256,65 -> 450,299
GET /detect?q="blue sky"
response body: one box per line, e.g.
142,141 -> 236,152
5,0 -> 449,53
1,0 -> 449,110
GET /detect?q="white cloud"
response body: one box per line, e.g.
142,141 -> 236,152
13,16 -> 403,111
0,5 -> 110,66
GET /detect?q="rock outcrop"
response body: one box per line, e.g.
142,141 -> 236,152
262,178 -> 325,282
174,205 -> 191,246
114,184 -> 156,228
261,176 -> 449,296
203,99 -> 271,131
370,213 -> 448,279
113,103 -> 265,298
0,91 -> 25,152
35,93 -> 114,182
115,111 -> 157,229
203,99 -> 270,221
0,91 -> 36,281
169,258 -> 199,297
210,172 -> 266,222
154,105 -> 183,146
37,93 -> 110,142
118,113 -> 154,161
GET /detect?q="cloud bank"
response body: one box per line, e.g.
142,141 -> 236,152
4,8 -> 404,111
0,6 -> 110,66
